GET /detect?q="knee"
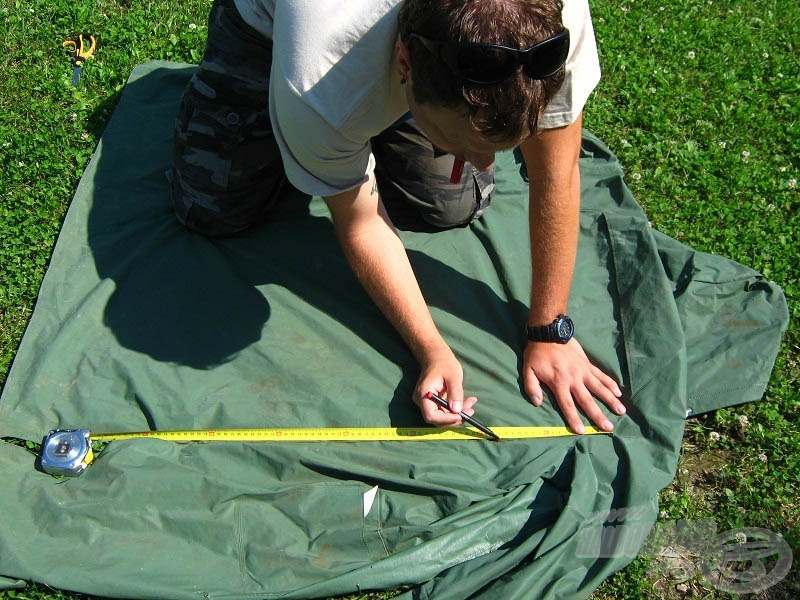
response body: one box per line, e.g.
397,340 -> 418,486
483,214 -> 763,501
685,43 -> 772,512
422,169 -> 495,229
168,167 -> 286,238
169,170 -> 242,238
375,160 -> 495,229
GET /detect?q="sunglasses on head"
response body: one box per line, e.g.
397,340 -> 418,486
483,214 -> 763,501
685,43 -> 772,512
407,28 -> 570,86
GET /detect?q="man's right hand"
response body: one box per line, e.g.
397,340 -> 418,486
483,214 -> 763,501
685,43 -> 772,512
413,345 -> 478,426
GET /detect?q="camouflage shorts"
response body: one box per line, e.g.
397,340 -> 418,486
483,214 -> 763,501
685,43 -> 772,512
170,0 -> 495,237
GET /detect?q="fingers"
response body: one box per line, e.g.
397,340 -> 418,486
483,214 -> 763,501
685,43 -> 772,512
588,365 -> 626,415
523,367 -> 544,407
416,369 -> 464,412
565,384 -> 610,433
553,384 -> 588,434
544,380 -> 620,434
419,396 -> 463,426
447,387 -> 464,414
415,388 -> 478,427
417,394 -> 478,426
461,395 -> 478,416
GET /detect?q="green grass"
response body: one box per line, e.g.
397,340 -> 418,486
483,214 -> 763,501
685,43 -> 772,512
585,1 -> 799,598
1,0 -> 798,598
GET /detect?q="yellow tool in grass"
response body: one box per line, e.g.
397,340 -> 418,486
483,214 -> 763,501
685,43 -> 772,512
62,34 -> 96,87
38,425 -> 609,477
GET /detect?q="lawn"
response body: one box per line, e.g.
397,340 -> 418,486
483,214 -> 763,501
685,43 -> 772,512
1,0 -> 797,598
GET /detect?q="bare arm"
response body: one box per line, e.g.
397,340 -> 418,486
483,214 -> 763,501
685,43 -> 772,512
520,113 -> 625,433
324,174 -> 477,424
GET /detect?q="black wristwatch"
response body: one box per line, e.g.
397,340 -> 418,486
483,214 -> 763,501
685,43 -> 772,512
526,314 -> 574,344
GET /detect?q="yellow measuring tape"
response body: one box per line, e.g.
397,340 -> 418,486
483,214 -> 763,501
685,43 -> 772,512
91,427 -> 606,442
91,426 -> 606,443
38,426 -> 609,477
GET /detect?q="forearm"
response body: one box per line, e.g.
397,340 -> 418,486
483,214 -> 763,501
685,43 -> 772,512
341,220 -> 449,362
527,159 -> 580,324
325,177 -> 448,365
521,115 -> 583,325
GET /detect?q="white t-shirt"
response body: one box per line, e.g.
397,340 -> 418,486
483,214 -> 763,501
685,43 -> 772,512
234,0 -> 601,197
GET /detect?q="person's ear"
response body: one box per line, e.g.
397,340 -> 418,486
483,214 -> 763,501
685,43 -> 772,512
395,38 -> 412,84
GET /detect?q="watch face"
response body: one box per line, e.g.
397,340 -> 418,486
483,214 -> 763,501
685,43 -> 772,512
556,317 -> 574,341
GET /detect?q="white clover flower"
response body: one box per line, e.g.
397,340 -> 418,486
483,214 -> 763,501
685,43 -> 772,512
758,453 -> 768,462
741,150 -> 751,162
687,50 -> 696,59
719,141 -> 727,149
737,415 -> 749,426
188,23 -> 197,30
789,178 -> 798,189
709,431 -> 721,442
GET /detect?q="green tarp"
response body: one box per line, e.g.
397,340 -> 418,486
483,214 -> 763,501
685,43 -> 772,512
0,62 -> 788,599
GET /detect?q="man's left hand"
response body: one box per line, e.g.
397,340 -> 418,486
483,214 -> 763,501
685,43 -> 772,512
522,338 -> 626,433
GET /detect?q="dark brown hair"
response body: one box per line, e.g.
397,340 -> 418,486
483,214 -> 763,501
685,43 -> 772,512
398,0 -> 566,143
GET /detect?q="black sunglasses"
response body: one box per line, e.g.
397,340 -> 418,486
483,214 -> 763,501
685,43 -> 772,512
407,29 -> 570,86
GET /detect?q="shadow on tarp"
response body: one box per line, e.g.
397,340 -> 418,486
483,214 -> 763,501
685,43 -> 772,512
85,64 -> 531,425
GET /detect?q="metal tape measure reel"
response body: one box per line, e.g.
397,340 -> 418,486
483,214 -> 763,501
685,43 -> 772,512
39,429 -> 95,476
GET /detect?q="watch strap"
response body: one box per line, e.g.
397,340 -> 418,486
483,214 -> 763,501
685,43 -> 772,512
526,314 -> 573,344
